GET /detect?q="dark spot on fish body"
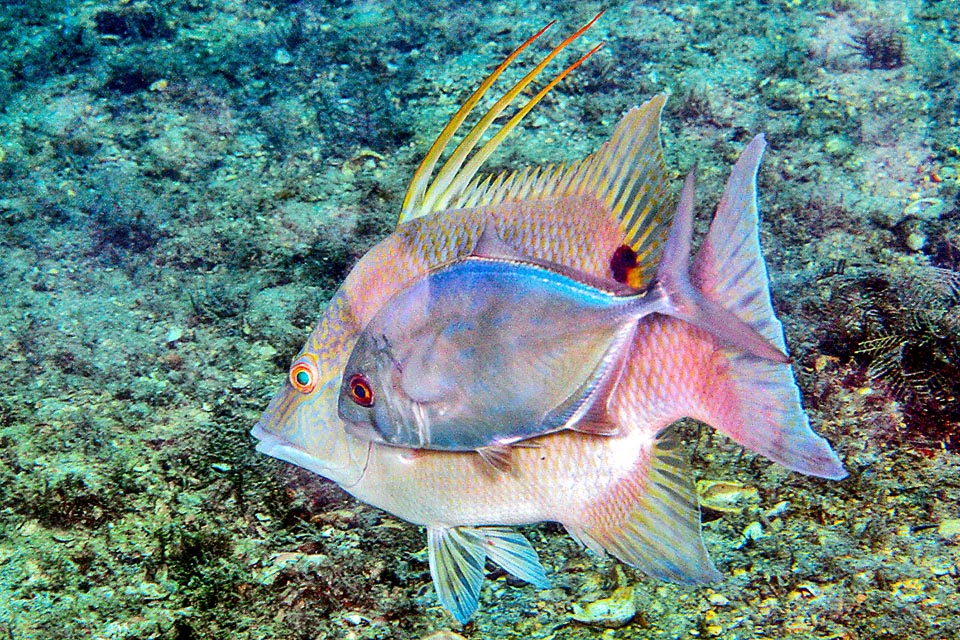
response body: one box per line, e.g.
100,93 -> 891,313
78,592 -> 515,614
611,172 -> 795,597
610,244 -> 639,284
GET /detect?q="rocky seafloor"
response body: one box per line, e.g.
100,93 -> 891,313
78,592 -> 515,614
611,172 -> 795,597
1,0 -> 958,638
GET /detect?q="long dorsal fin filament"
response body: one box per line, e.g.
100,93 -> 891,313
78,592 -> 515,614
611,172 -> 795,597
399,12 -> 604,223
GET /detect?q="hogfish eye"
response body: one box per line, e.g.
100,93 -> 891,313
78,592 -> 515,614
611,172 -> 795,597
348,373 -> 375,407
289,357 -> 318,394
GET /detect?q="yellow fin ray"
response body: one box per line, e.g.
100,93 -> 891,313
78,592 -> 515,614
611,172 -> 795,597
450,96 -> 671,283
425,40 -> 604,214
398,20 -> 553,223
400,13 -> 603,223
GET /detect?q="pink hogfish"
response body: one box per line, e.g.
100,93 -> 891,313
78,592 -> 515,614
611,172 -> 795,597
252,14 -> 846,624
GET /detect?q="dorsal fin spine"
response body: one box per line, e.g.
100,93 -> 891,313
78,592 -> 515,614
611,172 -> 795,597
400,21 -> 554,221
427,38 -> 605,213
402,13 -> 605,222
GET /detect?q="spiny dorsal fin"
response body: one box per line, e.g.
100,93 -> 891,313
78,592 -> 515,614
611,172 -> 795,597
399,13 -> 604,224
452,96 -> 672,285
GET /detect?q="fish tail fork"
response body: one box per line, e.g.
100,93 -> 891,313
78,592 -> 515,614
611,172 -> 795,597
652,154 -> 791,364
669,137 -> 847,480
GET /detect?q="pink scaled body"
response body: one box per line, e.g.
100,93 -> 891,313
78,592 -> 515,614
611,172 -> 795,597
252,16 -> 845,624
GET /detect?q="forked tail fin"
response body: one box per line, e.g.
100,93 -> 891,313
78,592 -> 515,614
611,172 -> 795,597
654,163 -> 790,364
690,136 -> 846,479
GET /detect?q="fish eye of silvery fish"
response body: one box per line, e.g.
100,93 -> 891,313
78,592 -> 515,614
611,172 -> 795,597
346,373 -> 374,407
251,10 -> 848,627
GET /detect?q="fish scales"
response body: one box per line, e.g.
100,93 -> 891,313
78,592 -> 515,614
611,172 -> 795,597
353,318 -> 718,527
252,14 -> 845,624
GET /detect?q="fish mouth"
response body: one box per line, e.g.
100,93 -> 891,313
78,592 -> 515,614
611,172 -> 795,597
250,380 -> 372,488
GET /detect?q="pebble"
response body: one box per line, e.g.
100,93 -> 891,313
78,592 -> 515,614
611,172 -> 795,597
763,500 -> 790,519
707,593 -> 731,607
905,230 -> 926,251
696,480 -> 759,513
571,585 -> 637,628
274,48 -> 293,65
938,518 -> 960,539
891,578 -> 925,603
419,633 -> 466,640
165,326 -> 184,344
735,521 -> 764,549
903,197 -> 945,220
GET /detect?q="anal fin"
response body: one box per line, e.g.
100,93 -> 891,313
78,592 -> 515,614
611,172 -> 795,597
566,428 -> 721,584
427,526 -> 549,624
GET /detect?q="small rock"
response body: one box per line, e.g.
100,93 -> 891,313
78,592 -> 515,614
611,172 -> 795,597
571,585 -> 637,628
905,230 -> 926,251
763,501 -> 790,519
696,480 -> 759,513
420,633 -> 467,640
165,326 -> 184,344
938,518 -> 960,539
707,592 -> 731,607
903,197 -> 945,220
735,521 -> 764,549
274,48 -> 292,65
891,578 -> 924,603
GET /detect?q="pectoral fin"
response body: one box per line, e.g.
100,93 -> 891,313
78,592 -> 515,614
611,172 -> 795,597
477,445 -> 514,473
427,526 -> 549,624
547,321 -> 636,437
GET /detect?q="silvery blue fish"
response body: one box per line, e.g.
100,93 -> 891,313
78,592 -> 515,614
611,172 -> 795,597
336,171 -> 788,469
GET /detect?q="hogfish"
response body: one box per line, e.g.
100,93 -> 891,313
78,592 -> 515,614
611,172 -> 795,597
252,14 -> 846,624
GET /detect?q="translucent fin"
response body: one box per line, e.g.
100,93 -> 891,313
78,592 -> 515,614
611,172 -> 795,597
477,445 -> 514,473
653,169 -> 790,363
472,527 -> 550,589
400,14 -> 603,223
690,136 -> 847,480
549,321 -> 636,436
427,526 -> 548,624
428,527 -> 486,624
567,429 -> 720,584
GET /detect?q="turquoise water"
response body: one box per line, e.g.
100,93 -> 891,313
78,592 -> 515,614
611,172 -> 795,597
1,1 -> 957,638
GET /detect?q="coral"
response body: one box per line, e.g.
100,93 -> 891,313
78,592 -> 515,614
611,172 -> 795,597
851,23 -> 906,70
809,263 -> 960,451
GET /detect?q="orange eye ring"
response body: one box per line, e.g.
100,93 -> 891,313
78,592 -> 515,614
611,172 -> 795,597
290,358 -> 318,394
348,373 -> 375,407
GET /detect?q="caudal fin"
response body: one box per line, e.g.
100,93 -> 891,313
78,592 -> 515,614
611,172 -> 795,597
689,136 -> 846,479
656,163 -> 790,364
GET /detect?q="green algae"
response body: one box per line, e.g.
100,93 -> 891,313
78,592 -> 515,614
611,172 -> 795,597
1,0 -> 959,638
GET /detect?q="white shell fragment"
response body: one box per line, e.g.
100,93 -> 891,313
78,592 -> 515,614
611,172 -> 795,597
570,585 -> 637,628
